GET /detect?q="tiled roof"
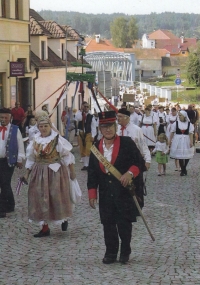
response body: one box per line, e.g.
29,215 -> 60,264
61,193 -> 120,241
162,56 -> 188,67
30,9 -> 80,40
61,25 -> 81,40
30,16 -> 52,36
155,38 -> 197,51
30,8 -> 44,21
31,47 -> 78,68
39,21 -> 66,38
85,39 -> 124,53
148,29 -> 179,40
124,48 -> 169,59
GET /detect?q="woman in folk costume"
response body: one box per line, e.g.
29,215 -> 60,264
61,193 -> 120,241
169,110 -> 194,176
139,107 -> 157,151
166,107 -> 179,171
23,115 -> 76,237
166,107 -> 178,141
157,106 -> 167,136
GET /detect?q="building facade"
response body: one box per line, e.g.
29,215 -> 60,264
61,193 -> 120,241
0,0 -> 30,108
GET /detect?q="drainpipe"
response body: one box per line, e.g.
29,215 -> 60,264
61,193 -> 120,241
33,67 -> 39,110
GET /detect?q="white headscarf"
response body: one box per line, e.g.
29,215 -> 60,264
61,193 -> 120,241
178,110 -> 190,130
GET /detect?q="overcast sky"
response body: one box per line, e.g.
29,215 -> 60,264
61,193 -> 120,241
30,0 -> 200,15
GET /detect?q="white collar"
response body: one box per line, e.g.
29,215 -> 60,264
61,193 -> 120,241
34,129 -> 58,144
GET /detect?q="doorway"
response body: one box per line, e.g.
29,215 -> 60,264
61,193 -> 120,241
18,77 -> 31,110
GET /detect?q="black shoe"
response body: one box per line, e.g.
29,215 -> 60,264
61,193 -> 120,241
81,166 -> 88,171
61,221 -> 68,231
119,255 -> 130,264
180,172 -> 186,176
33,229 -> 50,238
0,212 -> 6,218
102,257 -> 116,264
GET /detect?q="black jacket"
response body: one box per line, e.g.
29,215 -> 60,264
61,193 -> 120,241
87,136 -> 146,224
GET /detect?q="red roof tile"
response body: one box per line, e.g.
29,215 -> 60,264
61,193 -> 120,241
85,39 -> 123,53
148,29 -> 179,40
155,38 -> 197,53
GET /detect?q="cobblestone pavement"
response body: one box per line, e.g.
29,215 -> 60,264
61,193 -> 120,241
1,138 -> 200,285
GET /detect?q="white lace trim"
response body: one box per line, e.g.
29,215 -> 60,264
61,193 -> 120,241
34,129 -> 58,145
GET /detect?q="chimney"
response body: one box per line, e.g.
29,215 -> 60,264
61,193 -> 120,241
180,35 -> 184,44
95,34 -> 100,43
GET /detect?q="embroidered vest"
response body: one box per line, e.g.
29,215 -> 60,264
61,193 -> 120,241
175,121 -> 190,135
6,124 -> 18,167
34,134 -> 60,163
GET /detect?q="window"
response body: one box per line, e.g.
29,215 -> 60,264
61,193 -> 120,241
182,51 -> 185,54
17,58 -> 27,72
61,43 -> 65,60
1,0 -> 6,17
137,61 -> 140,65
15,0 -> 19,19
41,41 -> 46,60
153,71 -> 156,73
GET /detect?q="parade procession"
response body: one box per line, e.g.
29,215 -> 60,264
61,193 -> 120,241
1,1 -> 200,285
1,85 -> 200,284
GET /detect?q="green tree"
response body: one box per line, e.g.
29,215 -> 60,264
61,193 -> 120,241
110,16 -> 138,48
186,43 -> 200,86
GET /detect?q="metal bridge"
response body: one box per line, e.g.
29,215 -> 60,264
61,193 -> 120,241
84,51 -> 135,86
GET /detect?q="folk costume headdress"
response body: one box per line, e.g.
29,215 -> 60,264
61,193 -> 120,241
177,110 -> 190,130
37,115 -> 52,126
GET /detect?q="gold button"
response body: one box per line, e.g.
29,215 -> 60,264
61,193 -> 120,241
109,181 -> 112,183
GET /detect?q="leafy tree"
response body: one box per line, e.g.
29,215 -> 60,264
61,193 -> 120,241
110,16 -> 138,48
186,43 -> 200,86
37,10 -> 200,39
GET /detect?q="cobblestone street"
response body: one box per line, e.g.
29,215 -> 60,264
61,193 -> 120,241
1,143 -> 200,285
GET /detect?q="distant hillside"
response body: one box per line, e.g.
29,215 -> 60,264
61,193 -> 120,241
37,10 -> 200,39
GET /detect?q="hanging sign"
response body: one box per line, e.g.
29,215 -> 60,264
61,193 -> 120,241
10,62 -> 25,77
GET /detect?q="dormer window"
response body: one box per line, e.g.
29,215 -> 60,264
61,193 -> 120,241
61,43 -> 65,60
15,0 -> 19,19
41,41 -> 46,60
1,0 -> 6,18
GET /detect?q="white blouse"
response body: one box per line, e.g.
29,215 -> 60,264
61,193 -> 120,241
152,141 -> 169,154
25,129 -> 75,170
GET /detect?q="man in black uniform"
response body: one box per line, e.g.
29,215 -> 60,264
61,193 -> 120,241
87,111 -> 145,264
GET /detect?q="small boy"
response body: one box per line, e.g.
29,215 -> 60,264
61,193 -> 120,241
26,116 -> 39,141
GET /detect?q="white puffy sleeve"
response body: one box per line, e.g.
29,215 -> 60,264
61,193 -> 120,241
17,129 -> 25,162
25,140 -> 36,169
189,123 -> 194,133
57,136 -> 75,166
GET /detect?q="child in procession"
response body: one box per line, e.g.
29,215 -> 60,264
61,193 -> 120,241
152,133 -> 169,176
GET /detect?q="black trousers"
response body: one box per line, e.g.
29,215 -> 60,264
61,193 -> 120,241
0,158 -> 15,212
103,219 -> 132,258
